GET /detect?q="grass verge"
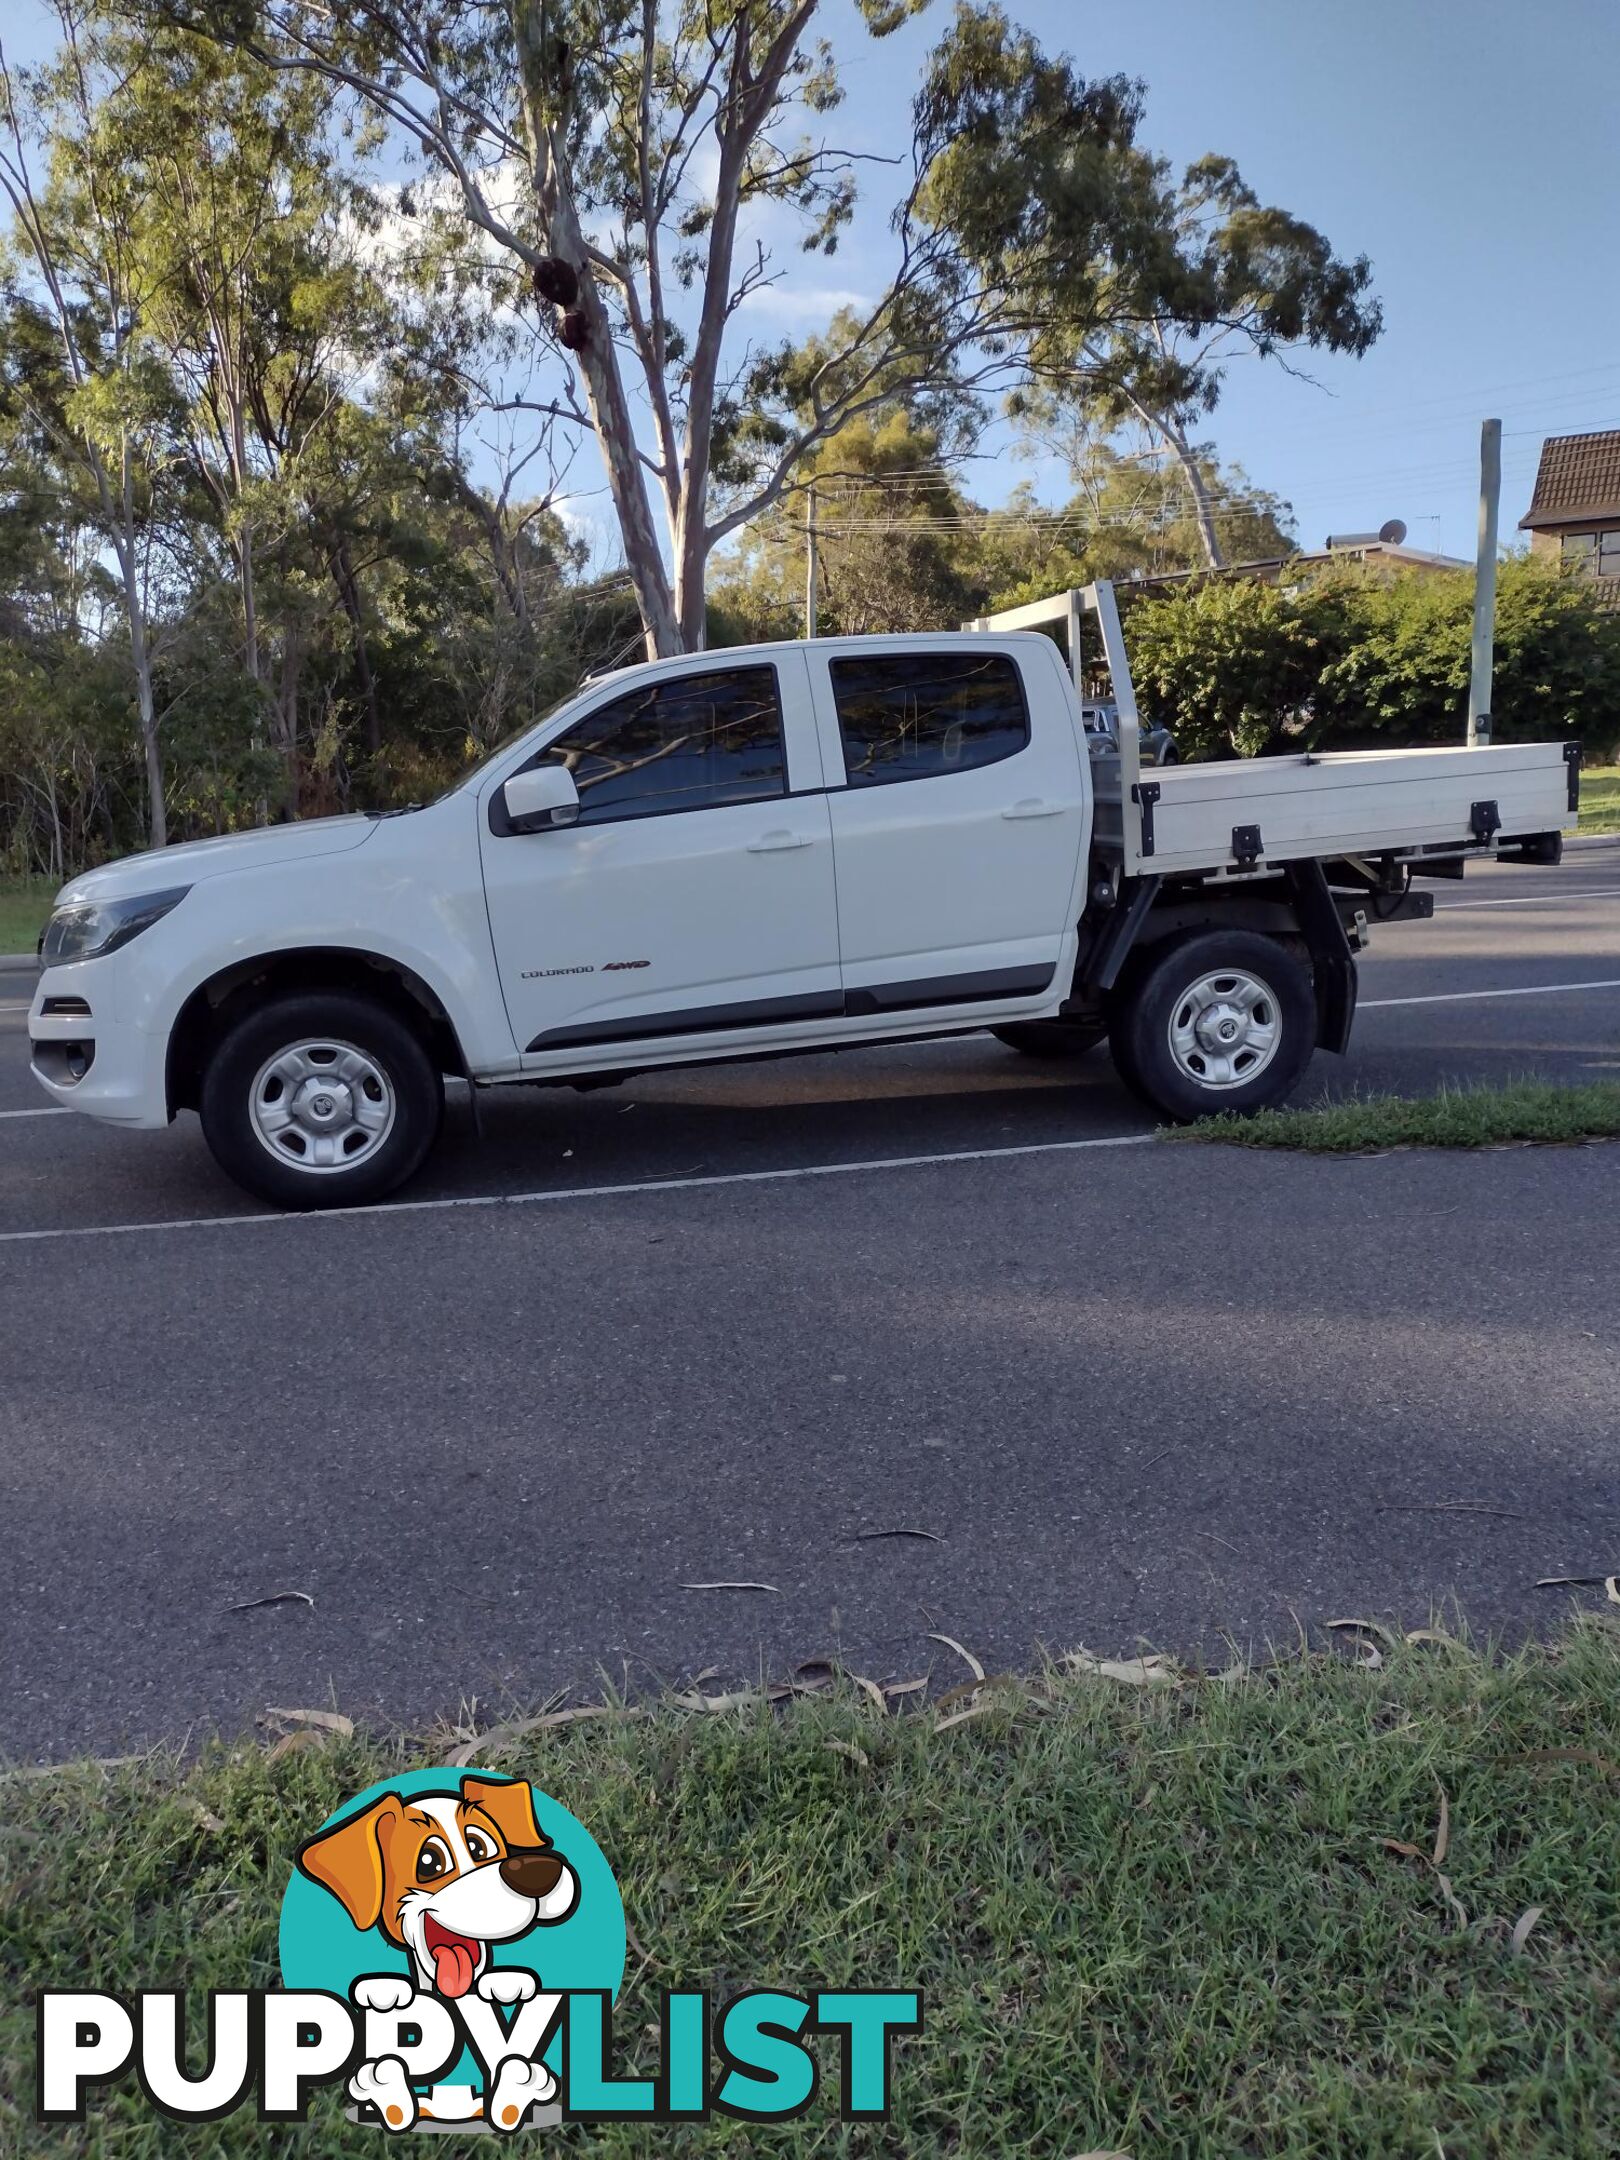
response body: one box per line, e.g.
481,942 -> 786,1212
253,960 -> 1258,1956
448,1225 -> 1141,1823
1576,763 -> 1620,835
0,877 -> 53,955
1172,1077 -> 1620,1153
4,1624 -> 1620,2156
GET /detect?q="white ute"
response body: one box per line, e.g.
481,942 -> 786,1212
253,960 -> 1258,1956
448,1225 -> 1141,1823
29,580 -> 1577,1209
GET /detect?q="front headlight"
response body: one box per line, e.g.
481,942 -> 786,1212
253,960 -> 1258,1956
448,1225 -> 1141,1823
39,885 -> 192,966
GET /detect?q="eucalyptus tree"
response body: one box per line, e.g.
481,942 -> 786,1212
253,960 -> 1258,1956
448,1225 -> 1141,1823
51,15 -> 535,800
107,29 -> 368,697
150,0 -> 1192,658
1016,152 -> 1382,570
0,4 -> 192,845
714,397 -> 986,639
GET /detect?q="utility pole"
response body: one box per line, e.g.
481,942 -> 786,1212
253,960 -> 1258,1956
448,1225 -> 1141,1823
1467,417 -> 1502,747
804,479 -> 818,639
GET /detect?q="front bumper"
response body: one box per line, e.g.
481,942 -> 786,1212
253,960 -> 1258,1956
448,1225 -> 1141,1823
28,964 -> 172,1128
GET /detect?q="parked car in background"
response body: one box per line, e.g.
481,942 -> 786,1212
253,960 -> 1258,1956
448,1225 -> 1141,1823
1081,701 -> 1178,765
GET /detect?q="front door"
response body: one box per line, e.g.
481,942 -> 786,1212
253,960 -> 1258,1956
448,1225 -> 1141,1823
480,652 -> 840,1061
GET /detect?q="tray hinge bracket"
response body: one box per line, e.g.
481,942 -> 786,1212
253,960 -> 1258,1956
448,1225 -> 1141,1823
1130,779 -> 1161,859
1231,823 -> 1263,872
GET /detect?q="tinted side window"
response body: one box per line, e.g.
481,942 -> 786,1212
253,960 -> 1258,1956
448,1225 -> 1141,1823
829,652 -> 1029,788
527,666 -> 785,824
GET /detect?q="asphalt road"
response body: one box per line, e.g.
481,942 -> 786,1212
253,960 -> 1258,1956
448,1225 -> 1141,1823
2,844 -> 1617,1760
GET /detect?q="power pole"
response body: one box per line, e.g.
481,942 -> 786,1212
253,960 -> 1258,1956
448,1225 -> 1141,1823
804,479 -> 818,640
1467,417 -> 1502,747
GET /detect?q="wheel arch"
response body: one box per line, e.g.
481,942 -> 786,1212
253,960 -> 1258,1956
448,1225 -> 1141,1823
1074,872 -> 1352,1050
167,945 -> 470,1116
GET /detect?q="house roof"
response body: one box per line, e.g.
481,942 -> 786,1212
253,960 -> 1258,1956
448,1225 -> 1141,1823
1110,540 -> 1469,595
1519,430 -> 1620,529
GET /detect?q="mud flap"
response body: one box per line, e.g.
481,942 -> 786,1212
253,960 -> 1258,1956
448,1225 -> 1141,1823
1283,860 -> 1358,1054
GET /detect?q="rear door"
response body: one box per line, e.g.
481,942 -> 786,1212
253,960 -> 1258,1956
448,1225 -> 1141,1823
480,651 -> 841,1061
806,640 -> 1088,1015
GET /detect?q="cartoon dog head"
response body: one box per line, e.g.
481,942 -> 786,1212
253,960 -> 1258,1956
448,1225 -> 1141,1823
296,1775 -> 578,1999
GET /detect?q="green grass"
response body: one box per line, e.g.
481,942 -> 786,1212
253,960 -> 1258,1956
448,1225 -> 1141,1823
5,1625 -> 1620,2156
1576,763 -> 1620,834
1172,1077 -> 1620,1153
0,877 -> 54,955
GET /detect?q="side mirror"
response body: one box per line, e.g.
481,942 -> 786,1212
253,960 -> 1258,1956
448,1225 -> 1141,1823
502,764 -> 580,832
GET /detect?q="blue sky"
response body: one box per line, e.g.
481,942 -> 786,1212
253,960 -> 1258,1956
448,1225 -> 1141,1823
7,0 -> 1616,564
812,0 -> 1620,559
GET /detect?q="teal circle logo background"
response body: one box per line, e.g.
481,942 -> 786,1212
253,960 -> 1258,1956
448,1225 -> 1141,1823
278,1768 -> 626,2083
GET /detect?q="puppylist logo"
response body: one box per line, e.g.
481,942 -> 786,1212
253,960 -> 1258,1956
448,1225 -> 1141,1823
37,1768 -> 922,2133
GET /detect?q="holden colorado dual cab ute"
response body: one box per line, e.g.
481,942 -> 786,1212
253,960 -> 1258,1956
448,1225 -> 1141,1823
28,580 -> 1576,1210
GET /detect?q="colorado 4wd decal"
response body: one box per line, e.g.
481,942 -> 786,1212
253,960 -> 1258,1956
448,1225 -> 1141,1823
36,1768 -> 921,2132
519,959 -> 650,979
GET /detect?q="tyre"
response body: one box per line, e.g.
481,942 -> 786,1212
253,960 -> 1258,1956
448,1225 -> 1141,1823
991,1019 -> 1106,1059
1106,929 -> 1317,1123
199,991 -> 444,1208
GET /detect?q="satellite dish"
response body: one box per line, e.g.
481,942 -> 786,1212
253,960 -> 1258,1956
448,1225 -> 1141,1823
1326,520 -> 1410,552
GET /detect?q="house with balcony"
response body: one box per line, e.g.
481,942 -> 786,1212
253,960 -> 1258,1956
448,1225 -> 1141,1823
1519,429 -> 1620,605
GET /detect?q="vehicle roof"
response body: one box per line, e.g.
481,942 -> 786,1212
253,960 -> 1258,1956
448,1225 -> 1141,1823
583,628 -> 1062,690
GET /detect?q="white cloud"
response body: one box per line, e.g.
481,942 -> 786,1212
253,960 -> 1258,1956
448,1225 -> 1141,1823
355,159 -> 533,283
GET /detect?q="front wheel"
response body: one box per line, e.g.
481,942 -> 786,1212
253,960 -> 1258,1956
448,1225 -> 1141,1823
199,991 -> 444,1208
1107,930 -> 1317,1122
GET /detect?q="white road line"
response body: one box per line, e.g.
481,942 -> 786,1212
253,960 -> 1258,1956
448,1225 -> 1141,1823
1433,886 -> 1620,911
7,970 -> 1620,1240
0,1130 -> 1159,1247
1361,977 -> 1620,1009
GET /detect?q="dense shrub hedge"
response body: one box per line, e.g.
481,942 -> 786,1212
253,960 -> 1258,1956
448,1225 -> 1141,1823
1126,555 -> 1620,763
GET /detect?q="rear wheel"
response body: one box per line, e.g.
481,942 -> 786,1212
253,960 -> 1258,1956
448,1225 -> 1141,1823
1106,929 -> 1317,1122
991,1019 -> 1106,1060
199,991 -> 443,1208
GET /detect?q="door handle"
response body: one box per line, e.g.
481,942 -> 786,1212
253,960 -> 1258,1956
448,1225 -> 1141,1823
1003,798 -> 1065,819
747,829 -> 814,851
